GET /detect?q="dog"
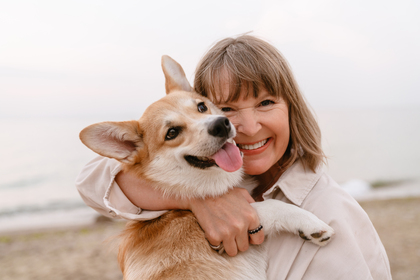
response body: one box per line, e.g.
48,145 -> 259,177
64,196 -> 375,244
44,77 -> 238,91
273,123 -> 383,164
80,55 -> 334,280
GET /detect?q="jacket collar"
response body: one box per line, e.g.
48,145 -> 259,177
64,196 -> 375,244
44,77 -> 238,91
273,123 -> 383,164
262,159 -> 324,206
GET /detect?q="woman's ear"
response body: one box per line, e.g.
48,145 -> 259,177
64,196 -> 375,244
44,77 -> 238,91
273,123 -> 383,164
161,55 -> 192,94
79,120 -> 143,165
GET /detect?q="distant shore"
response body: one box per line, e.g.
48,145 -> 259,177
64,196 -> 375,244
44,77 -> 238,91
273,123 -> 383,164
2,178 -> 419,236
1,197 -> 419,280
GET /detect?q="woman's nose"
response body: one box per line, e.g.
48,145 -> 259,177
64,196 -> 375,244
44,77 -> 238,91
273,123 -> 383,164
234,109 -> 261,136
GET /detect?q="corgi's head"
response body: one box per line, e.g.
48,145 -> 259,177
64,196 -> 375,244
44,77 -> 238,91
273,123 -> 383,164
80,56 -> 243,198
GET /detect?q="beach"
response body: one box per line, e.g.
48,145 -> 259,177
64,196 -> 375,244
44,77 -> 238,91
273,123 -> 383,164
1,196 -> 419,280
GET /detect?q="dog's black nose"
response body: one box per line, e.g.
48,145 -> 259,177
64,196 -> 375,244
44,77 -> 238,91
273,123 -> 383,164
208,117 -> 231,138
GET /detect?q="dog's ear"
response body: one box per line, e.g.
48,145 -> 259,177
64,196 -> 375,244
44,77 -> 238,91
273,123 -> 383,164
80,121 -> 143,165
161,55 -> 192,94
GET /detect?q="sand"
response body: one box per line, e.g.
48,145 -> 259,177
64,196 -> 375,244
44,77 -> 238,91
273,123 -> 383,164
1,197 -> 419,280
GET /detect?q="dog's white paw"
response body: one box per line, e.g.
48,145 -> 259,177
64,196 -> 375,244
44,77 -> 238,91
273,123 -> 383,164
297,221 -> 334,246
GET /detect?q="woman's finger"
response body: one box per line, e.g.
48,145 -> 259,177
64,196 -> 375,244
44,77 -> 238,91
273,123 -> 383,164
223,236 -> 238,256
249,227 -> 265,245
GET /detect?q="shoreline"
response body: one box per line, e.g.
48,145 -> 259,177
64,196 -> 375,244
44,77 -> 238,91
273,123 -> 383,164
0,213 -> 115,236
2,179 -> 419,235
0,206 -> 100,235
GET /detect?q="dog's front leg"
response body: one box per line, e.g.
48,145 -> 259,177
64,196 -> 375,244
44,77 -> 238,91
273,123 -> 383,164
251,200 -> 334,246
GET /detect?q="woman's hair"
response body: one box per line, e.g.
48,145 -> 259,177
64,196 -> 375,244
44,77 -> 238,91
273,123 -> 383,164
194,35 -> 325,172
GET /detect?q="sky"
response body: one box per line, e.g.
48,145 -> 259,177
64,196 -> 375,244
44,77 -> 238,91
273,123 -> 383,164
1,0 -> 419,118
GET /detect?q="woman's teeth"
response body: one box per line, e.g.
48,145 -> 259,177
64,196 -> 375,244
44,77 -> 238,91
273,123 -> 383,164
237,139 -> 268,150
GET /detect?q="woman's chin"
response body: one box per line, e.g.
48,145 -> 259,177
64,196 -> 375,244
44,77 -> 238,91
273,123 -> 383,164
242,163 -> 270,176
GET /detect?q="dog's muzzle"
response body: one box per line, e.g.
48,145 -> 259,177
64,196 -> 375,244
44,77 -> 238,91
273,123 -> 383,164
184,116 -> 242,172
207,117 -> 231,139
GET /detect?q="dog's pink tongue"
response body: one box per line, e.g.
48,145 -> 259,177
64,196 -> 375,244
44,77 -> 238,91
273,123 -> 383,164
210,142 -> 243,172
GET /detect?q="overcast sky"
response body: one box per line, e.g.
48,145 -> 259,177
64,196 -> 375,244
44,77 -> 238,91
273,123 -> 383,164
1,0 -> 419,118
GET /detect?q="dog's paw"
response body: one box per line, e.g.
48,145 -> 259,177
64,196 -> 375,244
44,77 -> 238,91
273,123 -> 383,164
297,221 -> 334,246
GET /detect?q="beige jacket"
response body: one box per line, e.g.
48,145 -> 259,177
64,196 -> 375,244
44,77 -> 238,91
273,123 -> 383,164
76,156 -> 392,279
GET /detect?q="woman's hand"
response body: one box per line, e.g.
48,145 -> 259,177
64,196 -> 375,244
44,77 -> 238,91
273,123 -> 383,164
186,188 -> 265,257
116,171 -> 264,256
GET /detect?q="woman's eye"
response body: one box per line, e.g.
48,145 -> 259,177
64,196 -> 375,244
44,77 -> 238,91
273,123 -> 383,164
165,127 -> 180,140
260,100 -> 274,107
221,107 -> 232,112
197,102 -> 208,113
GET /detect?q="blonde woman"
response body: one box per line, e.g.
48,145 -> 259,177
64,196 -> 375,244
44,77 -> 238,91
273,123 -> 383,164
76,35 -> 391,279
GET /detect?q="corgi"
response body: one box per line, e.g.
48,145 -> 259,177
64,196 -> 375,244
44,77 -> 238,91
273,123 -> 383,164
80,55 -> 334,280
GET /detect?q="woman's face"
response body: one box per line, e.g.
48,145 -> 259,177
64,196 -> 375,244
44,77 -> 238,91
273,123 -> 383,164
213,86 -> 290,176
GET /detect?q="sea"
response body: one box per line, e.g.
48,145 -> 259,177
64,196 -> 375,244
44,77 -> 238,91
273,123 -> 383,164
1,107 -> 419,233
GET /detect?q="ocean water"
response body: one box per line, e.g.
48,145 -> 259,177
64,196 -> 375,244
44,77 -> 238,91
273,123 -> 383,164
318,107 -> 420,183
0,117 -> 101,232
0,107 -> 419,232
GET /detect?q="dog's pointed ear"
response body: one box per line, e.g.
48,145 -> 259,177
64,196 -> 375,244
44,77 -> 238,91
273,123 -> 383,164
161,55 -> 192,94
80,120 -> 143,165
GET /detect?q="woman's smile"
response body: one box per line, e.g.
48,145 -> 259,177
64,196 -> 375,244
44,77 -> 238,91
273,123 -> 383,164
237,138 -> 272,155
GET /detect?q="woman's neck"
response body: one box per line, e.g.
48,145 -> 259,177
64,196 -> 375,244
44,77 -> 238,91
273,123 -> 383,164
252,160 -> 284,201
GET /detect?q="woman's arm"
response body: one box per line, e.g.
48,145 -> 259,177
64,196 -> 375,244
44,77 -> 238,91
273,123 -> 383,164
115,170 -> 186,210
76,156 -> 142,219
115,169 -> 264,256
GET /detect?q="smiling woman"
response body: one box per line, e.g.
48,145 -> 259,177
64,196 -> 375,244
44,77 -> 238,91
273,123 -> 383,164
76,35 -> 392,279
195,36 -> 324,177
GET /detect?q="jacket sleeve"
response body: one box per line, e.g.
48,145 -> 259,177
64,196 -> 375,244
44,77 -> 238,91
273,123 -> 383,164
75,156 -> 168,221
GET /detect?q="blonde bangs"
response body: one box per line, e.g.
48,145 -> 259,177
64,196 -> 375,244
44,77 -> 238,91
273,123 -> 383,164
194,37 -> 282,104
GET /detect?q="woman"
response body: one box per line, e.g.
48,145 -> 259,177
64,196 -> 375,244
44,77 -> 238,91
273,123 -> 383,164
76,35 -> 391,279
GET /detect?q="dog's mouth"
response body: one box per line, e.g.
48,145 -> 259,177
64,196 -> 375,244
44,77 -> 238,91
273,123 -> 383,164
184,140 -> 243,172
184,155 -> 217,169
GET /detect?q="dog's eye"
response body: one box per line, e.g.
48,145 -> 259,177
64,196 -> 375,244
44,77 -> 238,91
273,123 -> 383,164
165,127 -> 180,140
197,102 -> 208,113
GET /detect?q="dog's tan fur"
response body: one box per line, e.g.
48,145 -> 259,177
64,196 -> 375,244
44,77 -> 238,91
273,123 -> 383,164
118,211 -> 239,280
80,56 -> 334,280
